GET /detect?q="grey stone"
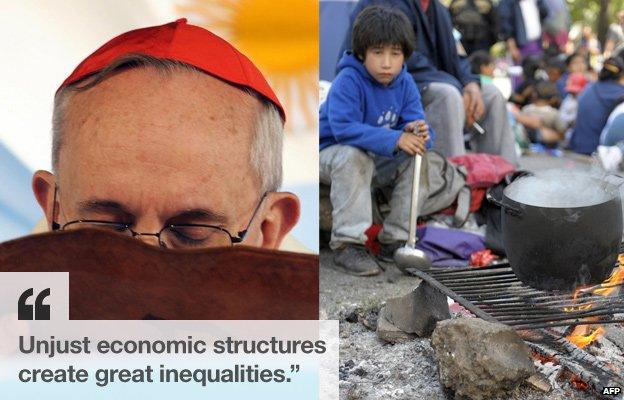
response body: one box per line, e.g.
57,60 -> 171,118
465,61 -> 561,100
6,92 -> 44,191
431,318 -> 535,400
384,281 -> 451,337
377,307 -> 416,343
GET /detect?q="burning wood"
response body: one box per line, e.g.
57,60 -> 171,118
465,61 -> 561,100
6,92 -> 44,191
562,258 -> 624,348
593,260 -> 624,297
569,373 -> 589,391
566,325 -> 606,349
531,350 -> 558,365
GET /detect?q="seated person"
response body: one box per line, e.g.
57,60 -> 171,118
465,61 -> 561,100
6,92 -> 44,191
509,55 -> 544,108
598,101 -> 624,171
559,72 -> 588,132
557,52 -> 592,97
319,6 -> 433,276
544,56 -> 567,100
468,50 -> 495,85
32,19 -> 300,251
342,0 -> 518,165
511,81 -> 566,145
570,56 -> 624,155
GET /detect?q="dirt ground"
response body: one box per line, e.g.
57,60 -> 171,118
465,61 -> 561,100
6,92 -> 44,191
320,153 -> 607,400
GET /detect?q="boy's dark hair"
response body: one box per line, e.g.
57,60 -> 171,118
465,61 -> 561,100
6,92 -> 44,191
351,5 -> 415,60
522,55 -> 543,80
468,50 -> 493,75
599,56 -> 624,81
544,56 -> 566,72
533,80 -> 559,101
565,52 -> 588,68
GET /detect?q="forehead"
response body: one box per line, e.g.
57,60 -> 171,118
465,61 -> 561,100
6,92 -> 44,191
58,67 -> 262,209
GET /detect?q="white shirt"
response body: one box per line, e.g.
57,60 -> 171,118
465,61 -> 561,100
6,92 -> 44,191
519,0 -> 542,41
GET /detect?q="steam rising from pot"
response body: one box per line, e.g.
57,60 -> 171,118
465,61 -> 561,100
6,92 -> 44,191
505,170 -> 621,208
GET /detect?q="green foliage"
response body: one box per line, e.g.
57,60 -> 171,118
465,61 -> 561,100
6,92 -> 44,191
567,0 -> 620,29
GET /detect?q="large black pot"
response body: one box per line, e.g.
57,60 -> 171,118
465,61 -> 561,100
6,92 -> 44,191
489,176 -> 622,292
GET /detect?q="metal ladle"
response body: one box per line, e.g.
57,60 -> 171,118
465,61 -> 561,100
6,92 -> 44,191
394,151 -> 431,273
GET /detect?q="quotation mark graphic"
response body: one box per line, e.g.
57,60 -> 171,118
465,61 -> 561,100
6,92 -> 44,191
18,288 -> 51,320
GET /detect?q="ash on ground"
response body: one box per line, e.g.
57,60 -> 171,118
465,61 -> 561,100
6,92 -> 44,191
321,250 -> 598,400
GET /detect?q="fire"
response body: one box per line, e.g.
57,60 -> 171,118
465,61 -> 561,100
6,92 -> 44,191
563,286 -> 593,312
563,260 -> 624,313
566,324 -> 606,349
562,260 -> 623,348
593,263 -> 624,297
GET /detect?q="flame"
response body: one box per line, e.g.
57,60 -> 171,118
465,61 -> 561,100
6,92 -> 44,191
566,324 -> 606,349
559,258 -> 623,348
563,286 -> 593,312
563,259 -> 624,312
593,263 -> 624,297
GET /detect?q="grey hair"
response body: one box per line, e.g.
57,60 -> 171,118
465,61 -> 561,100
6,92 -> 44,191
52,54 -> 283,193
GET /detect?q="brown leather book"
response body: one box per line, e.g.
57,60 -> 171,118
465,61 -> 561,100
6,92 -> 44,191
0,229 -> 318,320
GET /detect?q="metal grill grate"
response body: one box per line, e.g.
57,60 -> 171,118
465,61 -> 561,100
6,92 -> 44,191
406,263 -> 624,330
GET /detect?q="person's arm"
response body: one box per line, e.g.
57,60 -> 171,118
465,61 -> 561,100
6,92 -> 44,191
604,26 -> 618,58
604,39 -> 616,59
588,38 -> 602,55
497,0 -> 521,63
506,38 -> 521,64
325,74 -> 403,157
511,105 -> 543,129
463,82 -> 485,127
438,2 -> 479,87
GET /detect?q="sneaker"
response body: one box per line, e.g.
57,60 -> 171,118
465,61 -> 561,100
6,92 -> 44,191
377,242 -> 404,263
333,246 -> 381,276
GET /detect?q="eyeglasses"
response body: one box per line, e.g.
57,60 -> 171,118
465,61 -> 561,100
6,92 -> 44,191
51,187 -> 267,249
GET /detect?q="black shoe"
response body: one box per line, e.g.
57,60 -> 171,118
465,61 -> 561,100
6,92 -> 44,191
333,245 -> 381,276
377,242 -> 404,263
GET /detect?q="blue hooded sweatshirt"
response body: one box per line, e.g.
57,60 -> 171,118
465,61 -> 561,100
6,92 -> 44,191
570,80 -> 624,155
319,52 -> 433,157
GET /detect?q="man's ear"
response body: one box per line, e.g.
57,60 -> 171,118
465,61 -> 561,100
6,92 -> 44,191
259,192 -> 301,250
32,170 -> 57,230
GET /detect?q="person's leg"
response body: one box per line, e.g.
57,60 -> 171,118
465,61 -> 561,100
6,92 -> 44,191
421,82 -> 466,157
471,83 -> 520,165
319,145 -> 380,275
373,153 -> 414,246
319,145 -> 375,249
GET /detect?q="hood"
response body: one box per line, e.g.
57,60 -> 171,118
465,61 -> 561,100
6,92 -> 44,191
336,51 -> 408,87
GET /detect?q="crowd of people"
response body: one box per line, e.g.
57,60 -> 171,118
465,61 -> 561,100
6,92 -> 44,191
320,0 -> 624,275
456,0 -> 624,170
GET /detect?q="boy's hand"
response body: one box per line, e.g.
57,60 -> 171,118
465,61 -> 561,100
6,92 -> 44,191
404,120 -> 430,142
397,132 -> 427,156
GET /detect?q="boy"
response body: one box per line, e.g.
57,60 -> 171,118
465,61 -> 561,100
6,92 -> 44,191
512,81 -> 566,145
319,5 -> 434,276
559,72 -> 588,130
468,50 -> 495,85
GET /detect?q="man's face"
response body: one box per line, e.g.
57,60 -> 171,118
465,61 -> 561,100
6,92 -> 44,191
363,44 -> 404,86
49,67 -> 270,248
